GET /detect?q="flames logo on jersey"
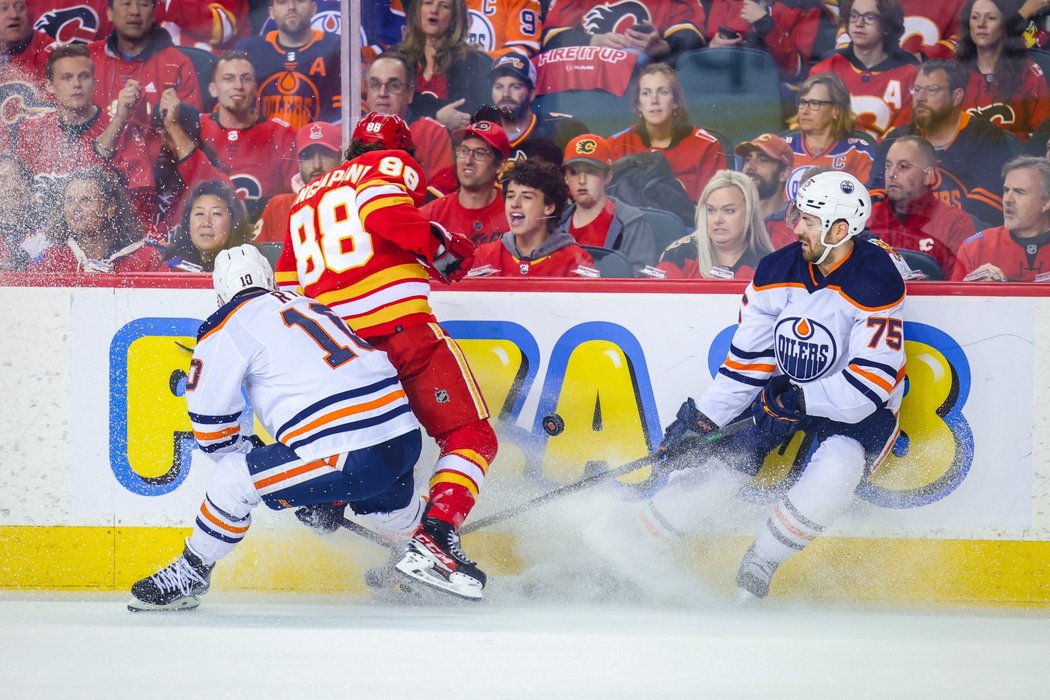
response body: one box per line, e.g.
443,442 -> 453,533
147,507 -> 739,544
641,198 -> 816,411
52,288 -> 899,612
232,174 -> 263,203
34,6 -> 100,45
582,1 -> 651,35
965,103 -> 1016,128
0,82 -> 54,130
774,317 -> 837,382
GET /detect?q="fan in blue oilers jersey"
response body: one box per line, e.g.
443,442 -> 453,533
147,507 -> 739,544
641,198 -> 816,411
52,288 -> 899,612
642,171 -> 907,601
128,245 -> 429,612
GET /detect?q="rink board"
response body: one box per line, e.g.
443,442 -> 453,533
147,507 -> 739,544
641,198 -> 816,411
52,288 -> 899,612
0,276 -> 1048,606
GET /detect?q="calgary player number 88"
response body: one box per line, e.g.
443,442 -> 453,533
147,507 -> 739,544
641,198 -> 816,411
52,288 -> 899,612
288,157 -> 419,286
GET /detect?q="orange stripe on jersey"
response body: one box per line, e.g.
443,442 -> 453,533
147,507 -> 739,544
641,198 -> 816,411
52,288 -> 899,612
448,448 -> 490,474
774,506 -> 817,541
198,296 -> 256,343
193,425 -> 240,441
360,194 -> 414,222
314,264 -> 429,305
724,357 -> 777,374
253,455 -> 338,490
199,501 -> 250,534
848,364 -> 893,394
751,281 -> 807,292
280,389 -> 407,442
429,470 -> 479,496
895,367 -> 907,386
827,287 -> 906,312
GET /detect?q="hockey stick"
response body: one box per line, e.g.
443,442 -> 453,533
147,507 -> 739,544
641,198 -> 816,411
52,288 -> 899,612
336,516 -> 388,546
461,415 -> 756,534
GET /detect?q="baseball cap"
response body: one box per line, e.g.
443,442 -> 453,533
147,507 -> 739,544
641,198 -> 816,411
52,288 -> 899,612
489,54 -> 537,88
295,121 -> 341,158
734,133 -> 794,168
452,120 -> 511,159
563,134 -> 613,170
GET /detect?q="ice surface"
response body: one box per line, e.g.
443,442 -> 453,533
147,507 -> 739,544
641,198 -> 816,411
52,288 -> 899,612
0,592 -> 1047,699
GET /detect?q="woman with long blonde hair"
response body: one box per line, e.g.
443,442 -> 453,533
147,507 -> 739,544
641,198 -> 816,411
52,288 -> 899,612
657,170 -> 774,279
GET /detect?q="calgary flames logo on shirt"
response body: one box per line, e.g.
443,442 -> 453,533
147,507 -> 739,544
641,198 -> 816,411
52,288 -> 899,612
774,317 -> 837,382
582,1 -> 651,35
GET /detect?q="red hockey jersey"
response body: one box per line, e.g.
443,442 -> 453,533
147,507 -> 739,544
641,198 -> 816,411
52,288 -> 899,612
199,114 -> 297,205
14,107 -> 108,178
30,0 -> 110,45
421,191 -> 508,247
961,60 -> 1050,141
607,124 -> 727,203
809,48 -> 917,140
156,0 -> 250,52
951,225 -> 1050,282
833,0 -> 965,60
867,194 -> 976,278
543,0 -> 706,50
704,0 -> 821,77
472,236 -> 594,277
275,149 -> 442,339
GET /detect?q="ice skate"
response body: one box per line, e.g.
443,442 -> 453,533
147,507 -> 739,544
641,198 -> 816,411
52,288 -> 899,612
735,544 -> 778,601
128,542 -> 213,612
395,517 -> 485,600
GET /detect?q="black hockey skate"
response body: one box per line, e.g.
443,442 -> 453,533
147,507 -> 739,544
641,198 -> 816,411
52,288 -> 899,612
735,544 -> 779,600
395,517 -> 485,600
128,543 -> 214,612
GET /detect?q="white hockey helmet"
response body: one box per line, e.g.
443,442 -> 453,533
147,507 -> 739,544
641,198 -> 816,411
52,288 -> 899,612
794,171 -> 871,263
213,244 -> 274,305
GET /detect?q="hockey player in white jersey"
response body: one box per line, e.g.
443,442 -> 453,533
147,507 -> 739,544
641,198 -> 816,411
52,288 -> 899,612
129,246 -> 430,611
647,171 -> 906,599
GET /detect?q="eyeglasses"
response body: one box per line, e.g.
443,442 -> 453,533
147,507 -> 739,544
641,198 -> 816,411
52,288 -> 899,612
366,79 -> 409,94
798,98 -> 835,111
848,11 -> 880,25
910,85 -> 950,97
455,145 -> 495,161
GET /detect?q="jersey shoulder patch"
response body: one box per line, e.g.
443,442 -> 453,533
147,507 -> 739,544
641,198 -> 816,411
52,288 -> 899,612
964,230 -> 986,245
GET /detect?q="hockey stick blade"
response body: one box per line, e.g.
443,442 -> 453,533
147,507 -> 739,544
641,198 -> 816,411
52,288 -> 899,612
336,516 -> 388,546
462,415 -> 756,534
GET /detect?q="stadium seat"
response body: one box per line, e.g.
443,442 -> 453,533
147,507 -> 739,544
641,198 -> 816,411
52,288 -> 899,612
638,207 -> 689,255
534,90 -> 636,139
256,241 -> 283,269
895,248 -> 945,281
582,245 -> 633,278
178,46 -> 217,112
674,47 -> 785,145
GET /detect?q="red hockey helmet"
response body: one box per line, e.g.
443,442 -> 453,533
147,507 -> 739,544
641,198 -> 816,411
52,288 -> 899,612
351,111 -> 414,151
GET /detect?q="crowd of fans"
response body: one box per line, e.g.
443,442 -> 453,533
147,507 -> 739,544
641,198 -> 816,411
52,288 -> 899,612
3,0 -> 1050,282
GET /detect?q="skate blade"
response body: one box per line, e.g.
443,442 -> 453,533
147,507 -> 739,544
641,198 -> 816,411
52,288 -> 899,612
394,552 -> 483,601
735,588 -> 762,605
127,595 -> 201,612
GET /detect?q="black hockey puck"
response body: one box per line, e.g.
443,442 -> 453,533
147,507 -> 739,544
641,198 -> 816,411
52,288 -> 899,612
542,413 -> 565,436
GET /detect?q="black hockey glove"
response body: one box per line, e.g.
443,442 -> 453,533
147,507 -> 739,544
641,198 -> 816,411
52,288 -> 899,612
295,502 -> 347,535
657,398 -> 720,460
752,375 -> 806,440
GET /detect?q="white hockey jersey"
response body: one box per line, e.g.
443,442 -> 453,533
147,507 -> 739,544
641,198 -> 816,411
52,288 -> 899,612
186,289 -> 419,460
698,240 -> 907,427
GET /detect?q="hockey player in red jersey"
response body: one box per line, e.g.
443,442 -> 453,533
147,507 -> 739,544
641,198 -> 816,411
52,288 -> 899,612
275,112 -> 496,599
952,156 -> 1050,281
646,171 -> 906,599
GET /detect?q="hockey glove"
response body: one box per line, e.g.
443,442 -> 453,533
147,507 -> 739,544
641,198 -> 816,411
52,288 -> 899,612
752,375 -> 806,440
429,221 -> 475,283
295,502 -> 347,535
657,398 -> 720,460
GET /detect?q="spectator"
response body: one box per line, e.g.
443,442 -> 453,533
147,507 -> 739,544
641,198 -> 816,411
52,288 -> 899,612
868,136 -> 977,277
956,0 -> 1050,141
542,0 -> 705,64
32,166 -> 162,273
558,133 -> 657,274
236,0 -> 341,128
162,179 -> 252,271
608,63 -> 728,203
810,0 -> 918,140
735,133 -> 797,248
366,51 -> 454,196
465,0 -> 541,59
656,170 -> 774,279
0,154 -> 46,270
892,0 -> 966,59
395,0 -> 492,131
254,121 -> 340,244
472,158 -> 594,277
0,0 -> 53,85
88,0 -> 202,226
421,120 -> 509,247
952,155 -> 1050,281
29,0 -> 111,45
872,60 -> 1017,226
15,45 -> 132,193
172,49 -> 296,219
705,0 -> 822,78
782,73 -> 876,199
488,53 -> 584,158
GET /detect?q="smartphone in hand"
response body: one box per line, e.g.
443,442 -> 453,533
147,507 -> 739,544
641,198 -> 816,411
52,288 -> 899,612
161,63 -> 179,90
633,22 -> 655,33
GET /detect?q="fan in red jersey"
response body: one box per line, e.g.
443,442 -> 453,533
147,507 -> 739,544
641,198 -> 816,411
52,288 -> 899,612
811,0 -> 918,140
956,0 -> 1050,141
0,0 -> 55,134
608,63 -> 727,203
275,112 -> 498,600
705,0 -> 822,78
833,0 -> 966,59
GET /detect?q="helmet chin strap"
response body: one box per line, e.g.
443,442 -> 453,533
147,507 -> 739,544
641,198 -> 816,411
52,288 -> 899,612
815,221 -> 851,266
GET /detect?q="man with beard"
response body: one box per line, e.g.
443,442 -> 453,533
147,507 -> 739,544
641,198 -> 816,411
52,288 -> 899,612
735,133 -> 796,249
488,53 -> 583,159
870,59 -> 1016,227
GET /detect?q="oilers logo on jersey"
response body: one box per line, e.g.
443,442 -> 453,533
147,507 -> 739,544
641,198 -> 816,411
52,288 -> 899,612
468,10 -> 496,51
775,317 -> 837,382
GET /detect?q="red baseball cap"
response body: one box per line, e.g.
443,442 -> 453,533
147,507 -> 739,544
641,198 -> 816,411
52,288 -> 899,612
452,120 -> 511,159
563,134 -> 613,170
295,122 -> 341,157
735,133 -> 794,168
